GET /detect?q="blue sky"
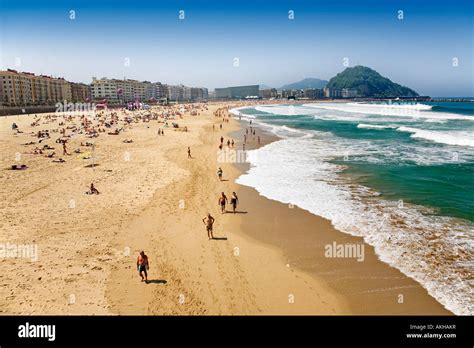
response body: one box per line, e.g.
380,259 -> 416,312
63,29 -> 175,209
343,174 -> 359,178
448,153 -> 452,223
0,0 -> 472,96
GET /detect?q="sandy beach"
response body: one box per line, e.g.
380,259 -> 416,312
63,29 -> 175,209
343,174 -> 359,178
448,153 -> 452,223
0,102 -> 451,315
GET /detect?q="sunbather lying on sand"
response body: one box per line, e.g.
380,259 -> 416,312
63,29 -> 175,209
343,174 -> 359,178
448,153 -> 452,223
86,183 -> 100,195
10,164 -> 28,170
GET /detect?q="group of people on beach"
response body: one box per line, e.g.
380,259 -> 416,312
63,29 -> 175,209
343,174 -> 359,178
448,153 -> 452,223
218,191 -> 239,214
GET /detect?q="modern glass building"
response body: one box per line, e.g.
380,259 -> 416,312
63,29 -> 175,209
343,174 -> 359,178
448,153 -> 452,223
215,85 -> 259,99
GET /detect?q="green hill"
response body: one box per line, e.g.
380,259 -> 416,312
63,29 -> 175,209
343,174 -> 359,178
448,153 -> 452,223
279,78 -> 328,91
326,66 -> 418,98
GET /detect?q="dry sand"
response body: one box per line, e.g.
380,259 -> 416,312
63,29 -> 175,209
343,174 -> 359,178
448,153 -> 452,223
0,102 -> 450,315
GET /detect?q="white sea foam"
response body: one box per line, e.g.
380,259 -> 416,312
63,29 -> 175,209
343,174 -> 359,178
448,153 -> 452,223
348,102 -> 433,110
254,105 -> 310,116
237,134 -> 474,315
397,126 -> 474,148
357,124 -> 398,130
303,103 -> 474,121
228,107 -> 246,116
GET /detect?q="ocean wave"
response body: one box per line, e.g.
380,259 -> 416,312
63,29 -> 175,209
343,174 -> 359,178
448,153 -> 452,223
236,136 -> 474,315
348,102 -> 433,110
303,103 -> 474,121
254,105 -> 308,116
229,107 -> 256,119
397,126 -> 474,148
237,106 -> 473,165
357,124 -> 398,130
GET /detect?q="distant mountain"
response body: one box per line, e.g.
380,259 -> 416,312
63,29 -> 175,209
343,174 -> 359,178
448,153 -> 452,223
326,65 -> 418,98
279,78 -> 328,91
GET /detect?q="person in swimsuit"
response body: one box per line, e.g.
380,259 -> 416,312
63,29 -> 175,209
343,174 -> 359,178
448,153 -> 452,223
137,250 -> 149,283
202,213 -> 215,240
230,192 -> 239,214
218,192 -> 228,214
187,147 -> 192,158
217,167 -> 223,181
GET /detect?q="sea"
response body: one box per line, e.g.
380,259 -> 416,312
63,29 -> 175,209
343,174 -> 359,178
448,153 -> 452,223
230,101 -> 474,315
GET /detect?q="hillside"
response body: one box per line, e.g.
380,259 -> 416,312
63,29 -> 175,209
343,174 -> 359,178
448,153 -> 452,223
326,66 -> 418,97
279,78 -> 328,91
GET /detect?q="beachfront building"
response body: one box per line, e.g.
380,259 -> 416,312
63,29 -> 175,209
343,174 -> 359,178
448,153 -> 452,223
165,84 -> 208,102
281,89 -> 305,99
91,77 -> 118,101
215,85 -> 259,99
0,69 -> 74,106
191,87 -> 208,101
304,88 -> 323,99
184,86 -> 192,101
259,88 -> 278,99
155,82 -> 168,99
323,87 -> 342,99
91,77 -> 150,102
167,85 -> 185,101
341,88 -> 359,98
70,82 -> 90,102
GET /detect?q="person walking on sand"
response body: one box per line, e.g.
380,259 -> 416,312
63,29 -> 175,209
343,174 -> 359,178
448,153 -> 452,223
187,147 -> 192,158
137,250 -> 149,283
62,140 -> 70,156
230,192 -> 239,214
218,192 -> 228,214
202,213 -> 215,240
217,167 -> 223,181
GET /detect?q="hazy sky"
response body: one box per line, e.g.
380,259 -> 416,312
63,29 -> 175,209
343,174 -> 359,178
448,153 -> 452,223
0,0 -> 472,96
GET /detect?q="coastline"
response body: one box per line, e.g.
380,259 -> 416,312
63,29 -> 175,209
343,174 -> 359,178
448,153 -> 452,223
0,102 -> 452,315
228,116 -> 451,315
105,103 -> 349,315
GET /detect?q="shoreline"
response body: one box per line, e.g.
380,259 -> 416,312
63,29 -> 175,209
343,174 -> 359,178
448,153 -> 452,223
0,102 -> 452,315
105,103 -> 349,314
229,113 -> 452,315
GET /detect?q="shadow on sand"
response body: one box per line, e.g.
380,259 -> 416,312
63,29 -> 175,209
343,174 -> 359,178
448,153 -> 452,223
212,237 -> 228,241
145,279 -> 167,285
